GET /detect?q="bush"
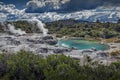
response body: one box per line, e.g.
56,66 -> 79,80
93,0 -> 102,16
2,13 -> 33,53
0,51 -> 120,80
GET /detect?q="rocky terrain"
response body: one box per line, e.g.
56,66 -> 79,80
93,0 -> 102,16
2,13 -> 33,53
0,33 -> 115,65
0,33 -> 69,54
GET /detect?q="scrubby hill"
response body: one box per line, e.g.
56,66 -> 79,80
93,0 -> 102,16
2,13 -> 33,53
0,19 -> 120,39
45,19 -> 120,39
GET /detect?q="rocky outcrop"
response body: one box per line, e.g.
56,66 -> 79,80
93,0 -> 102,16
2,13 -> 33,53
53,48 -> 71,54
26,35 -> 58,45
6,37 -> 21,45
36,48 -> 48,53
42,36 -> 58,45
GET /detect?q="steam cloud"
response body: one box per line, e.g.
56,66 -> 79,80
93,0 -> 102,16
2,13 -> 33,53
8,24 -> 26,35
28,18 -> 48,36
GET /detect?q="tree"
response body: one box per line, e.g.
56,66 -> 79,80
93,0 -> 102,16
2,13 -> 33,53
45,64 -> 79,80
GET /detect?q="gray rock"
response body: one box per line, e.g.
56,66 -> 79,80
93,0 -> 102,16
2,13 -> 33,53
53,48 -> 70,54
42,36 -> 58,45
42,36 -> 54,40
7,38 -> 21,45
36,48 -> 48,53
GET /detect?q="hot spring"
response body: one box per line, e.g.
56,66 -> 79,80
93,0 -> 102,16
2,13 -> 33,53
57,39 -> 109,50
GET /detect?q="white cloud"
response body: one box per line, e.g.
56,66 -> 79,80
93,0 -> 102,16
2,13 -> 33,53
0,4 -> 17,13
0,2 -> 120,22
26,0 -> 70,12
0,13 -> 7,21
0,3 -> 25,21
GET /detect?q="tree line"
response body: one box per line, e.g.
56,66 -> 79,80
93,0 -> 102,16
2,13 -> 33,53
45,19 -> 120,39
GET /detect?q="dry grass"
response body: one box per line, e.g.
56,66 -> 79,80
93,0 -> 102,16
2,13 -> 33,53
106,38 -> 119,43
110,50 -> 120,56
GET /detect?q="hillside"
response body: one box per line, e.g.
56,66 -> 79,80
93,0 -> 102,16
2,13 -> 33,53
45,19 -> 120,39
0,19 -> 120,39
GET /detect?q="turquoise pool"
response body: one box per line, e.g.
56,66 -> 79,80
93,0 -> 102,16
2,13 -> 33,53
57,39 -> 109,50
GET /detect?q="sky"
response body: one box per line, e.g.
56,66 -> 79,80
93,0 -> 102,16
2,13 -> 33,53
0,0 -> 120,13
0,0 -> 120,22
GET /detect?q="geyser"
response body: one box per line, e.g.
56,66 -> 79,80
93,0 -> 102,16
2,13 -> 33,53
28,18 -> 48,36
8,24 -> 26,36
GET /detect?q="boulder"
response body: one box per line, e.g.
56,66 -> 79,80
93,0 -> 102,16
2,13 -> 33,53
7,38 -> 21,45
42,36 -> 54,40
42,36 -> 58,45
53,48 -> 70,54
45,40 -> 57,45
36,48 -> 48,53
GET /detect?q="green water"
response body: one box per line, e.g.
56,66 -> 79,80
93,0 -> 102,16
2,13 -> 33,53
57,39 -> 109,50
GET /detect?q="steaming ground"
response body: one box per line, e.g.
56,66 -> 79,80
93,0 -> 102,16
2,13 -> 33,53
8,24 -> 26,36
0,19 -> 68,55
0,19 -> 117,65
0,33 -> 60,54
0,33 -> 115,65
7,18 -> 48,36
28,18 -> 48,36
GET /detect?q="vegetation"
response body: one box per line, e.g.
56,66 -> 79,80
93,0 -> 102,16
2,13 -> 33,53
0,21 -> 40,33
45,19 -> 120,39
0,51 -> 120,80
0,19 -> 120,40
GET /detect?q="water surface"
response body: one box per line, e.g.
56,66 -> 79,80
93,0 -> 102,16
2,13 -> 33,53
57,39 -> 109,50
